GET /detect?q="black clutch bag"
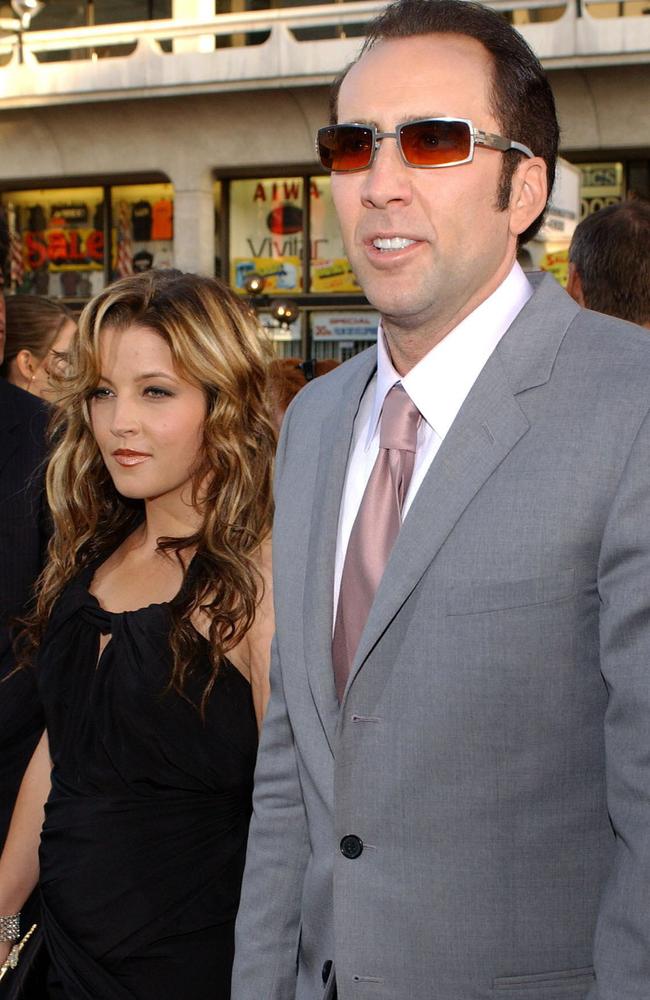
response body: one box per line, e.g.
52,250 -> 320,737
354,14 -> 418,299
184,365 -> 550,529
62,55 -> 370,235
0,925 -> 49,1000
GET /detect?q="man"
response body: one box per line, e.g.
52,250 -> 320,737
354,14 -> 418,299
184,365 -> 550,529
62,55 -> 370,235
567,199 -> 650,327
0,210 -> 49,843
232,2 -> 650,997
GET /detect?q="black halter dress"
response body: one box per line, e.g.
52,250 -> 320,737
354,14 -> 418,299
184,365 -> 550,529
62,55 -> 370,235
36,561 -> 258,1000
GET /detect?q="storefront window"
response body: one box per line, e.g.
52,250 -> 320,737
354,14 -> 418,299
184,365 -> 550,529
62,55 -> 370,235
230,177 -> 304,294
2,186 -> 105,299
228,175 -> 360,297
226,173 -> 369,359
310,176 -> 361,293
1,181 -> 175,299
111,182 -> 175,279
310,309 -> 379,361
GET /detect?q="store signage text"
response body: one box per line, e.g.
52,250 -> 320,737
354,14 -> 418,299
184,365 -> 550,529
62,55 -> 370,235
246,236 -> 328,258
252,181 -> 320,202
24,228 -> 105,270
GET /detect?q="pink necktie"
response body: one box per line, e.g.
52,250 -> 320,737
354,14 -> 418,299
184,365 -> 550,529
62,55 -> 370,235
332,384 -> 420,702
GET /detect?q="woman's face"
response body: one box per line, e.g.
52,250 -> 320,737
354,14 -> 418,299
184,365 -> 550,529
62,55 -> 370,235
89,323 -> 207,515
27,318 -> 77,401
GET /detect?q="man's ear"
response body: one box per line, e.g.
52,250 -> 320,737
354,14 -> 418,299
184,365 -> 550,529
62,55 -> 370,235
566,262 -> 585,307
509,157 -> 548,240
14,348 -> 37,383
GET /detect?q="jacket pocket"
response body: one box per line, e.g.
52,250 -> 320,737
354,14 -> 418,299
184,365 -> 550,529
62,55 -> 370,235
492,965 -> 595,993
446,569 -> 576,616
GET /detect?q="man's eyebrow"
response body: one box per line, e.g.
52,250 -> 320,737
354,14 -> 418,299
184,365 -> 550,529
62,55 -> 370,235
337,118 -> 378,127
401,112 -> 449,122
339,113 -> 450,128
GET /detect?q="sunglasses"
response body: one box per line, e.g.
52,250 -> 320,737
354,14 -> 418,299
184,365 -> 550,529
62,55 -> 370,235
316,117 -> 534,172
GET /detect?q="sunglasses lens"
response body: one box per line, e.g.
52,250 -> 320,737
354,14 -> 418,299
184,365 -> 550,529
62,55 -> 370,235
400,120 -> 472,166
317,125 -> 374,171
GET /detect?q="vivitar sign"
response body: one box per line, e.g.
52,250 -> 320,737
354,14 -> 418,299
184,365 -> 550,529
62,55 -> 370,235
536,158 -> 581,243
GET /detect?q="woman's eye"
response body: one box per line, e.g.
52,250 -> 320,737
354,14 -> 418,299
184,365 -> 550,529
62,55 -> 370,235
90,386 -> 113,400
144,386 -> 173,398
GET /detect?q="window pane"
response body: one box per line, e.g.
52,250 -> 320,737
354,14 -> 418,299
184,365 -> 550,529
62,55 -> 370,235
111,182 -> 175,279
310,309 -> 379,361
229,178 -> 303,294
1,187 -> 105,299
310,176 -> 361,294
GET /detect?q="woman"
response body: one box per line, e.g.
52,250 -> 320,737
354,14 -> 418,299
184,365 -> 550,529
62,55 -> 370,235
0,269 -> 276,999
0,295 -> 76,401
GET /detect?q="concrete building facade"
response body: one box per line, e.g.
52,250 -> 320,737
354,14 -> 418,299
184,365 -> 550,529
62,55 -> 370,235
0,0 -> 648,356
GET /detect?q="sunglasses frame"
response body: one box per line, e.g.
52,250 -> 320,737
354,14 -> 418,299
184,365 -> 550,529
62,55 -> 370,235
316,116 -> 535,173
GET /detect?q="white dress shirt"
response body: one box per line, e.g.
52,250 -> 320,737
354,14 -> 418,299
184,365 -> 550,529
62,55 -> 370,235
333,262 -> 533,613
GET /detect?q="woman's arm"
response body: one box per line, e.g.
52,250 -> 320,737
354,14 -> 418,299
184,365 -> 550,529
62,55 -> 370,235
0,729 -> 51,965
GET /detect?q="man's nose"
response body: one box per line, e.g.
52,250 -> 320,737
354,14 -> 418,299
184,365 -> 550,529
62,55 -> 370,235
359,135 -> 413,209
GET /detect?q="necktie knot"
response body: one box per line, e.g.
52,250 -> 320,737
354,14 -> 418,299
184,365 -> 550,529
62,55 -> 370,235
379,384 -> 420,454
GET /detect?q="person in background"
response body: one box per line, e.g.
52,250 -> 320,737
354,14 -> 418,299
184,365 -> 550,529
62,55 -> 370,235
0,295 -> 77,402
232,1 -> 650,998
0,269 -> 275,999
567,199 -> 650,327
266,357 -> 340,430
0,213 -> 50,997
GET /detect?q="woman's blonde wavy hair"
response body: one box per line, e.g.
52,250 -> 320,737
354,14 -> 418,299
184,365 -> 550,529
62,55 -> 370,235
22,268 -> 276,709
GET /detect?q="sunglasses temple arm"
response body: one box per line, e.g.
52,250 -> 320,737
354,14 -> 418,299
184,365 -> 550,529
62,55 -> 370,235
509,139 -> 535,159
475,130 -> 534,159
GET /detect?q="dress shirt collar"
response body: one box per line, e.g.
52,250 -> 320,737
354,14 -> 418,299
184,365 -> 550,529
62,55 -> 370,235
367,262 -> 533,447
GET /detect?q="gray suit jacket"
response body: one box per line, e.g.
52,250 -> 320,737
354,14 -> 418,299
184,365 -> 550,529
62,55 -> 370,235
233,274 -> 650,1000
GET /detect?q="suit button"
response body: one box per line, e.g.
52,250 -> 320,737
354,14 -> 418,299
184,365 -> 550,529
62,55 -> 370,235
322,959 -> 332,984
340,834 -> 363,859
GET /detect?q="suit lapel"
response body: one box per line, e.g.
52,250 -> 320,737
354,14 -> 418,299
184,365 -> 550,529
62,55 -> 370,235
341,273 -> 580,703
302,352 -> 377,754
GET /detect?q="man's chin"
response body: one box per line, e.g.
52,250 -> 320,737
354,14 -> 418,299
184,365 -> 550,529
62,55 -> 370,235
373,296 -> 441,336
364,286 -> 424,322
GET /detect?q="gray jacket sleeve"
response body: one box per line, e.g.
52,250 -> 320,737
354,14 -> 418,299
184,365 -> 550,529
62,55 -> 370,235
231,634 -> 310,1000
592,405 -> 650,999
231,399 -> 310,1000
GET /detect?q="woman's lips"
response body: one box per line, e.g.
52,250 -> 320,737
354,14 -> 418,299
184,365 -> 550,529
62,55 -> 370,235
112,450 -> 151,467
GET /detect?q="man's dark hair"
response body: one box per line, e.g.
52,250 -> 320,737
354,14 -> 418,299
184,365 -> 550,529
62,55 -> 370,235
569,200 -> 650,326
0,208 -> 9,285
329,0 -> 559,244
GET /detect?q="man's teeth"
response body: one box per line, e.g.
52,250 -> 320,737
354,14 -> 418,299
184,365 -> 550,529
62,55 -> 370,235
372,237 -> 416,251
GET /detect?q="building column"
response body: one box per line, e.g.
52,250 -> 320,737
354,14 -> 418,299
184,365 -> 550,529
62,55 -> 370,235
172,0 -> 215,53
172,180 -> 215,276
